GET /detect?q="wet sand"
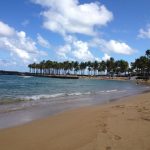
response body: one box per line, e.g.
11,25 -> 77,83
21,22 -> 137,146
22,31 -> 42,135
0,92 -> 150,150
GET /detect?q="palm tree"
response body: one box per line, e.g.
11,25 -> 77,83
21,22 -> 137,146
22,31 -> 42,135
146,49 -> 150,59
80,62 -> 86,75
98,61 -> 106,75
139,56 -> 148,77
28,64 -> 32,73
101,61 -> 106,72
68,61 -> 73,74
145,49 -> 150,77
133,56 -> 148,77
63,61 -> 69,75
115,60 -> 128,76
27,51 -> 149,79
106,57 -> 115,77
115,60 -> 120,76
39,60 -> 45,75
87,61 -> 92,76
32,63 -> 36,74
93,61 -> 99,76
73,61 -> 79,75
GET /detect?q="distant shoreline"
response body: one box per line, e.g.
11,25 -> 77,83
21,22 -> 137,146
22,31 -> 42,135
0,70 -> 79,79
1,70 -> 150,85
0,70 -> 130,80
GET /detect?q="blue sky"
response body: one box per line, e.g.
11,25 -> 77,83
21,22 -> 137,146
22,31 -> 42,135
0,0 -> 150,71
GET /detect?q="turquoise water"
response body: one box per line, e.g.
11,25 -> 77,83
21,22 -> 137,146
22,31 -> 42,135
0,75 -> 149,128
0,75 -> 146,102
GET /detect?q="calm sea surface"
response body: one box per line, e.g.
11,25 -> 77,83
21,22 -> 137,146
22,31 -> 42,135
0,75 -> 149,128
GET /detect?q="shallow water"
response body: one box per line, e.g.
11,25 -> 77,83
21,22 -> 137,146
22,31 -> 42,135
0,75 -> 149,129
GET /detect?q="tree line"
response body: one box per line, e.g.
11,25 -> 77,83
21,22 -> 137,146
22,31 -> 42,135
28,50 -> 150,78
131,49 -> 150,78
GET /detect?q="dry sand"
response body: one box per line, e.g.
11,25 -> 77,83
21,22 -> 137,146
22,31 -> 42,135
0,92 -> 150,150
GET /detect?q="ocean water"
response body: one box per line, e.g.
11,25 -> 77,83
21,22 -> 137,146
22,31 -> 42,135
0,75 -> 149,109
0,75 -> 149,128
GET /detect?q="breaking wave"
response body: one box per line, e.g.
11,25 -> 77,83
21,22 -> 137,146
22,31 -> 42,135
19,89 -> 120,101
0,89 -> 123,105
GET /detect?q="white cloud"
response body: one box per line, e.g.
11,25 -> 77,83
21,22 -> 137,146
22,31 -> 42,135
37,33 -> 50,48
57,35 -> 133,62
30,1 -> 115,61
91,38 -> 134,55
57,44 -> 71,59
0,21 -> 47,63
0,37 -> 30,60
0,21 -> 15,36
31,0 -> 113,35
57,35 -> 100,61
104,40 -> 134,55
102,53 -> 110,61
138,24 -> 150,39
72,40 -> 95,61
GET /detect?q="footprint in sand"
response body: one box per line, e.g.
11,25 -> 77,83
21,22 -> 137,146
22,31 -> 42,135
101,123 -> 107,127
141,116 -> 150,121
98,122 -> 107,128
102,128 -> 108,133
127,118 -> 136,121
142,106 -> 149,111
114,135 -> 122,140
114,105 -> 125,109
137,108 -> 142,112
106,146 -> 111,150
137,106 -> 150,113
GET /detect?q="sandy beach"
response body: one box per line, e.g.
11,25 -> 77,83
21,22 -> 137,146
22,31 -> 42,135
0,92 -> 150,150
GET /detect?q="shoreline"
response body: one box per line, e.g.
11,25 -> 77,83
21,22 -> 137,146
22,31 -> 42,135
1,73 -> 150,85
0,87 -> 149,129
0,92 -> 150,150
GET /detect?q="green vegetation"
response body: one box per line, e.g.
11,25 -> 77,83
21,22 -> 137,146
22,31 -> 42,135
131,49 -> 150,79
28,50 -> 150,79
